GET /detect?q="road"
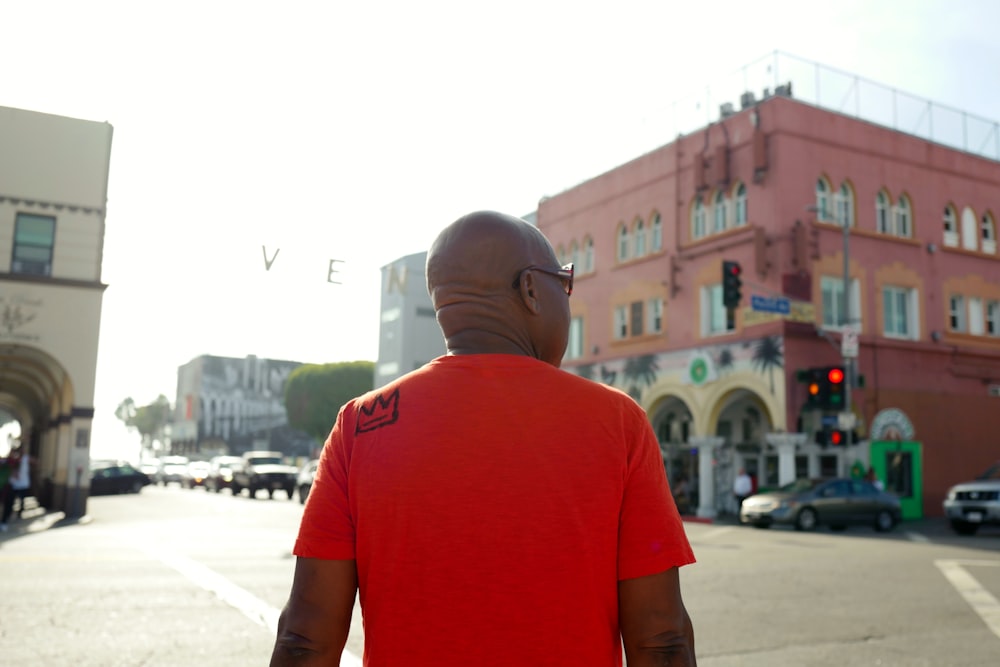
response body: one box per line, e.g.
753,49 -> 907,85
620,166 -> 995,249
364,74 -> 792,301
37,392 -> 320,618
1,485 -> 998,666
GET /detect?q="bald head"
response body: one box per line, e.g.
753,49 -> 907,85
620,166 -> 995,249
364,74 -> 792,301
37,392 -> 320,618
426,210 -> 569,364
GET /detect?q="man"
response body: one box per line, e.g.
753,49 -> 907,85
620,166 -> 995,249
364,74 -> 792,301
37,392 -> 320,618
733,468 -> 753,510
271,211 -> 697,666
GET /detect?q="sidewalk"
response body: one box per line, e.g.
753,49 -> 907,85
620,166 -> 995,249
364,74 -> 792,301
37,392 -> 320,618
0,496 -> 89,540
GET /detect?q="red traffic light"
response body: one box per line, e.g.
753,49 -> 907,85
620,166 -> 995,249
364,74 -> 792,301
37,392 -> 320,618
727,263 -> 742,276
830,430 -> 843,445
827,368 -> 844,384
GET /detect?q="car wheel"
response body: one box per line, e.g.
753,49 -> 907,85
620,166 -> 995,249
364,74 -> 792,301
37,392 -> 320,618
950,520 -> 979,536
267,489 -> 275,499
298,485 -> 309,504
795,507 -> 818,531
247,485 -> 256,499
285,485 -> 295,501
874,510 -> 895,532
232,483 -> 241,496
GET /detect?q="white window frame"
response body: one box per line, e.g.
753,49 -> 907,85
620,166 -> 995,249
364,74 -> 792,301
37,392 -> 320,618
634,219 -> 646,257
651,214 -> 663,251
949,295 -> 966,332
613,305 -> 628,339
969,297 -> 985,336
692,199 -> 706,240
569,241 -> 579,270
734,183 -> 747,227
821,276 -> 861,331
982,213 -> 997,254
987,300 -> 1000,336
816,178 -> 832,222
883,286 -> 919,340
713,191 -> 727,233
617,225 -> 630,262
943,206 -> 959,247
701,284 -> 731,336
893,196 -> 912,238
648,297 -> 664,334
834,183 -> 854,228
566,316 -> 584,360
583,237 -> 595,274
876,192 -> 890,234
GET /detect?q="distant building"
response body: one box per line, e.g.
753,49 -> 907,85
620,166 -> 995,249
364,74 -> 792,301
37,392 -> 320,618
0,105 -> 113,517
171,354 -> 315,458
374,251 -> 446,387
537,56 -> 1000,519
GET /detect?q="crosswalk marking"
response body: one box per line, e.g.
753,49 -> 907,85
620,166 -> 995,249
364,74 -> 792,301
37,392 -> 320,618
935,559 -> 1000,640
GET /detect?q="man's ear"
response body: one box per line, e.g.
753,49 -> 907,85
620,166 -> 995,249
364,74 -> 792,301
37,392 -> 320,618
516,271 -> 542,315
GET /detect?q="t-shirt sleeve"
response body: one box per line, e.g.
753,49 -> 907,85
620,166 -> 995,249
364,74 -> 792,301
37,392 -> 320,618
293,405 -> 356,560
617,403 -> 696,580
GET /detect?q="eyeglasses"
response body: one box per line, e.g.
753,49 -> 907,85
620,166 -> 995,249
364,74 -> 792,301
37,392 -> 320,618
511,262 -> 574,296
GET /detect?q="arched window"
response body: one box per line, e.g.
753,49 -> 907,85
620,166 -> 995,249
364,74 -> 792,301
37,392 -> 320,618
961,207 -> 978,251
943,205 -> 959,247
835,182 -> 854,228
875,191 -> 890,234
651,212 -> 663,251
569,240 -> 579,268
617,224 -> 630,262
816,178 -> 832,221
634,217 -> 646,257
733,183 -> 747,226
982,211 -> 997,254
583,237 -> 595,273
713,191 -> 727,233
691,197 -> 706,240
893,195 -> 912,237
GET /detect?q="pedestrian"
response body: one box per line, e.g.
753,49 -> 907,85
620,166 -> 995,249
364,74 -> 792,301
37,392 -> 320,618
1,445 -> 30,530
270,211 -> 697,666
866,466 -> 885,491
733,467 -> 753,510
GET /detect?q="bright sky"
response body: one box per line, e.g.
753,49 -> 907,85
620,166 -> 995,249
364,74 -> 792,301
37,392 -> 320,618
2,0 -> 997,460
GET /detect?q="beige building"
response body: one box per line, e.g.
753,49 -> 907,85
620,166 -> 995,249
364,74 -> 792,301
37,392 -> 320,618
0,106 -> 113,517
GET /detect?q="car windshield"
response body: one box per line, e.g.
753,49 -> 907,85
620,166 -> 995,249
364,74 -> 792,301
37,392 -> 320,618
779,478 -> 821,493
251,456 -> 283,465
978,462 -> 1000,480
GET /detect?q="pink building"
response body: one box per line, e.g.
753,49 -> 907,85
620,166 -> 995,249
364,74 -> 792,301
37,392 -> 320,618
537,81 -> 1000,520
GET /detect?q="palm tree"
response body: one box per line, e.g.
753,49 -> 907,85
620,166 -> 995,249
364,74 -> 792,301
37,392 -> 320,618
716,348 -> 734,374
623,354 -> 660,399
751,335 -> 784,395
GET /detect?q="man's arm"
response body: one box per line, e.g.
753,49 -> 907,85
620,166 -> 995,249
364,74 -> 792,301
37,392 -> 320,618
619,567 -> 696,666
270,558 -> 358,666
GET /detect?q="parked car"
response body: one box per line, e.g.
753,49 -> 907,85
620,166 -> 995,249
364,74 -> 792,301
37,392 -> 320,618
231,451 -> 298,500
740,477 -> 901,532
155,455 -> 190,486
942,461 -> 1000,535
139,459 -> 160,480
181,460 -> 212,489
90,461 -> 152,496
297,459 -> 319,504
205,455 -> 244,493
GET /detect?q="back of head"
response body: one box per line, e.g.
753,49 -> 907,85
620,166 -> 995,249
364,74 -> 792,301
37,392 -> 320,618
426,211 -> 570,366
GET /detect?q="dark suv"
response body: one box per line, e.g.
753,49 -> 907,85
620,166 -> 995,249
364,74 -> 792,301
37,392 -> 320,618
943,461 -> 1000,535
231,451 -> 298,500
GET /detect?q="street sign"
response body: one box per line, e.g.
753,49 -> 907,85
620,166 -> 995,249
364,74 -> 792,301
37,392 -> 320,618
820,414 -> 839,427
841,327 -> 859,358
838,412 -> 857,430
750,294 -> 791,315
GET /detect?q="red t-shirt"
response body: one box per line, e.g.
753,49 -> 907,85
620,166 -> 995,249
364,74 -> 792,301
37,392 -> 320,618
295,354 -> 695,666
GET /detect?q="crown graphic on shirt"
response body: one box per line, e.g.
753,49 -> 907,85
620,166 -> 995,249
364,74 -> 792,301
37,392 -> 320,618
356,388 -> 400,434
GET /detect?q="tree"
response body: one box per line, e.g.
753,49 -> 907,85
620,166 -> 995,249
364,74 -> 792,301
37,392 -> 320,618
751,335 -> 784,395
284,361 -> 375,441
116,395 -> 171,444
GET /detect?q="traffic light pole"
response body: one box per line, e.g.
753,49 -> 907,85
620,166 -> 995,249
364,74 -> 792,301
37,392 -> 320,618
842,218 -> 853,454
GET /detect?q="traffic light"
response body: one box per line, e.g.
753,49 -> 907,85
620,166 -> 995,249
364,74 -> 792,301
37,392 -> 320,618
814,426 -> 858,447
722,260 -> 743,310
797,365 -> 847,410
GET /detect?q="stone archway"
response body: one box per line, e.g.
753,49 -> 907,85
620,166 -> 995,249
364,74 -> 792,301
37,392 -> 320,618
648,394 -> 696,515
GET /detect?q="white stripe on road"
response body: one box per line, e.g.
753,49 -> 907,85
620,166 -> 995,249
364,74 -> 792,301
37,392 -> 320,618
143,545 -> 363,667
935,559 -> 1000,640
905,531 -> 929,543
699,527 -> 735,540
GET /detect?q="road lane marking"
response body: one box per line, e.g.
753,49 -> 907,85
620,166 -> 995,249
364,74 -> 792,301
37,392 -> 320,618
698,527 -> 735,540
935,559 -> 1000,640
905,531 -> 929,543
142,545 -> 363,667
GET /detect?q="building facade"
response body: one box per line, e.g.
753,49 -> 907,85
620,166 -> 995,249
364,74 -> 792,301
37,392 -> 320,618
0,106 -> 113,517
374,251 -> 446,387
537,90 -> 1000,519
170,354 -> 315,459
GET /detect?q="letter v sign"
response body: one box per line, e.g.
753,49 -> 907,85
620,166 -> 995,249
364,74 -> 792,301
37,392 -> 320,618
262,246 -> 280,271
